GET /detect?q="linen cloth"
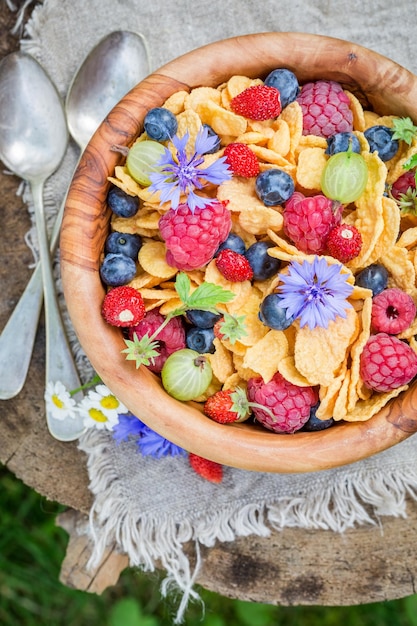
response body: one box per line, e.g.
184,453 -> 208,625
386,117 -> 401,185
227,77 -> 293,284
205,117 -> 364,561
15,0 -> 417,620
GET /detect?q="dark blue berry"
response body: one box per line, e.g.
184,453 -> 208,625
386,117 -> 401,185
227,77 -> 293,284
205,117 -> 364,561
364,125 -> 399,162
107,186 -> 139,218
100,253 -> 137,286
325,132 -> 361,156
186,326 -> 215,353
216,233 -> 246,256
264,68 -> 300,108
259,293 -> 294,330
245,241 -> 281,281
186,309 -> 222,329
302,402 -> 335,431
255,169 -> 295,206
144,107 -> 178,141
202,124 -> 221,154
355,263 -> 389,296
105,232 -> 142,259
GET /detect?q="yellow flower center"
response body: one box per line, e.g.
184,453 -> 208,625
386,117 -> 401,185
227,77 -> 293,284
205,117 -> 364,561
89,408 -> 108,423
100,395 -> 119,410
52,394 -> 65,409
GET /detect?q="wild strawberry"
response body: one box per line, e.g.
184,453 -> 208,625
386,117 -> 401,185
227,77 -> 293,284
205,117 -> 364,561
128,308 -> 186,373
297,80 -> 353,138
223,142 -> 260,177
360,333 -> 417,392
188,453 -> 223,483
159,201 -> 231,270
371,288 -> 416,334
283,192 -> 343,254
247,372 -> 318,434
204,387 -> 252,424
390,169 -> 417,216
101,285 -> 145,327
326,223 -> 362,263
215,248 -> 254,282
230,85 -> 282,121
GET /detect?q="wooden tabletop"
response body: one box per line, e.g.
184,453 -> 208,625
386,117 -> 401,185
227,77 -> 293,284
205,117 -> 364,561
1,2 -> 417,606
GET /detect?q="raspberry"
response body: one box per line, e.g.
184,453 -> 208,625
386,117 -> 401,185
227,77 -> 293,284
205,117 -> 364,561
215,248 -> 254,282
283,192 -> 343,254
371,288 -> 416,334
188,453 -> 223,483
128,308 -> 186,373
158,201 -> 231,270
297,80 -> 353,138
326,223 -> 362,263
360,333 -> 417,392
247,372 -> 318,434
101,285 -> 145,327
223,142 -> 260,177
230,85 -> 282,121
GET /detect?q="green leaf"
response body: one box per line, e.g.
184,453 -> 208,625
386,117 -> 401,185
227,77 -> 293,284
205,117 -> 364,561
403,153 -> 417,172
109,598 -> 144,626
392,116 -> 417,145
174,271 -> 192,304
404,594 -> 417,626
186,281 -> 235,312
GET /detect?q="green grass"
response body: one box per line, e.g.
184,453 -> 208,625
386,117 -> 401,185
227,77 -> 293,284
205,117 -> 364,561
1,465 -> 417,626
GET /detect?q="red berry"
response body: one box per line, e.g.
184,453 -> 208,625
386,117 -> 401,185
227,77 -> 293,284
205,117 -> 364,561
204,388 -> 251,423
230,85 -> 282,121
360,333 -> 417,392
297,80 -> 353,138
189,453 -> 223,483
391,169 -> 416,200
158,201 -> 231,271
223,142 -> 260,177
101,285 -> 145,327
247,372 -> 318,434
371,288 -> 416,334
215,248 -> 254,282
213,317 -> 225,341
283,192 -> 343,254
326,223 -> 362,263
128,309 -> 186,373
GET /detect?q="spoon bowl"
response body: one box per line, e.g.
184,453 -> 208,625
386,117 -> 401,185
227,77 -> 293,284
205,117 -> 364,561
0,31 -> 150,423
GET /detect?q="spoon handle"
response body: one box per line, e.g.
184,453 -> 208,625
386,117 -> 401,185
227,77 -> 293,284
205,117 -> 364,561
30,179 -> 85,441
0,194 -> 64,400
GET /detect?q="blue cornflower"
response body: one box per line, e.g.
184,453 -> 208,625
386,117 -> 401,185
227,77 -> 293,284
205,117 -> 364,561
278,256 -> 354,330
112,413 -> 147,444
138,424 -> 187,459
148,126 -> 231,212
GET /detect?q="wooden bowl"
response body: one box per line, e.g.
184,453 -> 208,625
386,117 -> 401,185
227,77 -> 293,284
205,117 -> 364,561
60,32 -> 417,473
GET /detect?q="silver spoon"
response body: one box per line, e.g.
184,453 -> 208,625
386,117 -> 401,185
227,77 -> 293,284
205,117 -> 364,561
0,32 -> 149,420
0,51 -> 84,441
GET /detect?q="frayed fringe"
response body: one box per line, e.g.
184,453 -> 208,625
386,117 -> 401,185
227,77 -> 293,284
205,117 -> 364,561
78,429 -> 417,623
6,0 -> 37,36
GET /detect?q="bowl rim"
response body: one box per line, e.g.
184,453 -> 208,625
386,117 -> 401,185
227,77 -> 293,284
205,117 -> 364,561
60,32 -> 417,473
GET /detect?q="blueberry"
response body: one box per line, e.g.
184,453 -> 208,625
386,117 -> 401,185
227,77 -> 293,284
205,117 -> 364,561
364,125 -> 399,162
264,68 -> 300,108
105,232 -> 142,259
107,186 -> 139,218
202,124 -> 221,154
100,253 -> 137,286
245,241 -> 281,281
259,293 -> 294,330
302,402 -> 335,432
355,263 -> 389,296
186,309 -> 222,329
186,326 -> 215,353
255,169 -> 295,206
144,107 -> 178,141
215,233 -> 246,256
325,132 -> 361,156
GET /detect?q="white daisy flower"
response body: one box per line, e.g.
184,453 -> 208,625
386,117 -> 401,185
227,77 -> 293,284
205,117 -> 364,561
78,393 -> 120,431
45,381 -> 77,421
87,384 -> 128,415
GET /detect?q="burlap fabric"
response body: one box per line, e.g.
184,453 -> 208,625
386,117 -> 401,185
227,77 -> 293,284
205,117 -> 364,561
15,0 -> 417,621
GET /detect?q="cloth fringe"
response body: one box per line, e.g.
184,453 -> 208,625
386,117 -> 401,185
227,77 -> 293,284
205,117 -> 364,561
78,429 -> 417,622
